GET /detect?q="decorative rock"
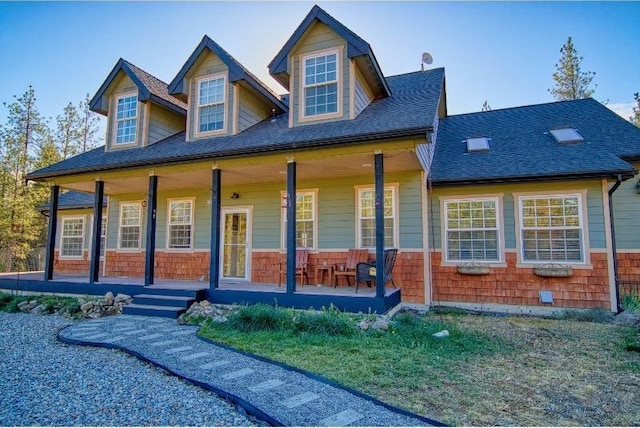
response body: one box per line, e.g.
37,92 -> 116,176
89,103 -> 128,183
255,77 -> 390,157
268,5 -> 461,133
114,293 -> 130,303
80,302 -> 94,312
358,320 -> 370,330
103,292 -> 115,306
18,301 -> 29,308
433,329 -> 449,338
371,319 -> 390,331
200,300 -> 212,307
32,305 -> 47,314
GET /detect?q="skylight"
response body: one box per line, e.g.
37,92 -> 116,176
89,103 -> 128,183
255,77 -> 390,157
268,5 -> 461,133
550,128 -> 584,144
466,137 -> 490,152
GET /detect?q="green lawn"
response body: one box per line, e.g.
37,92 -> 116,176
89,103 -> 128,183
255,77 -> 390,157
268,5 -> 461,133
196,306 -> 640,426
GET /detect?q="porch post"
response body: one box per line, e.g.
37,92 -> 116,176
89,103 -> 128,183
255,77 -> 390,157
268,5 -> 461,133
210,167 -> 221,289
286,158 -> 296,294
44,185 -> 59,281
374,151 -> 385,298
89,180 -> 104,284
144,175 -> 158,286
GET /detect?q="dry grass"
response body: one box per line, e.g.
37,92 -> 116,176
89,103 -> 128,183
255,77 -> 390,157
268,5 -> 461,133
401,314 -> 640,426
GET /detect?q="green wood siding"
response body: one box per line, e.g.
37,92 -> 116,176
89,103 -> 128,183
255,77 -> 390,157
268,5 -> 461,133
148,104 -> 185,145
429,180 -> 607,252
291,22 -> 350,126
612,164 -> 640,250
354,72 -> 371,116
105,73 -> 144,151
237,87 -> 270,133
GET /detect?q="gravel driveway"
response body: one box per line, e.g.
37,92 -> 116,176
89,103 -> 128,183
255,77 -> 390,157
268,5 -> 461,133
0,313 -> 257,426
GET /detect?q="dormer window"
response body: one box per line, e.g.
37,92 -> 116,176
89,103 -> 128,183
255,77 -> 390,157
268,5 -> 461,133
196,74 -> 226,135
115,94 -> 137,145
303,50 -> 338,117
550,127 -> 583,144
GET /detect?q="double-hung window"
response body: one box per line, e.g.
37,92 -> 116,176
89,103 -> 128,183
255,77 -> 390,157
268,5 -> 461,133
357,186 -> 396,248
119,203 -> 141,250
61,217 -> 84,258
282,191 -> 317,249
519,194 -> 585,263
303,51 -> 338,117
100,216 -> 107,257
197,75 -> 225,133
444,198 -> 500,262
167,199 -> 194,250
115,94 -> 137,145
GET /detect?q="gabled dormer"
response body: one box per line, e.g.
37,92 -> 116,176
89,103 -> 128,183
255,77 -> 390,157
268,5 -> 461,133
168,36 -> 287,142
90,59 -> 187,151
268,5 -> 390,127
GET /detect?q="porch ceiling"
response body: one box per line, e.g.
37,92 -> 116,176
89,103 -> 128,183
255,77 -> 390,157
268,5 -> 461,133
53,146 -> 422,195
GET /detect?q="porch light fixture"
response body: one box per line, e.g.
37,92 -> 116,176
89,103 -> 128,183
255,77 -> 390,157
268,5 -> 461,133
141,200 -> 147,208
362,163 -> 372,168
230,192 -> 240,200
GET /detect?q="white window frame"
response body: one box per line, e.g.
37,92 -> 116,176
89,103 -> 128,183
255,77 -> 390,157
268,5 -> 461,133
194,73 -> 227,137
166,198 -> 195,251
442,196 -> 503,263
516,192 -> 588,265
113,92 -> 138,146
299,48 -> 342,122
60,216 -> 85,259
88,213 -> 108,259
281,189 -> 318,250
118,201 -> 142,251
355,184 -> 399,249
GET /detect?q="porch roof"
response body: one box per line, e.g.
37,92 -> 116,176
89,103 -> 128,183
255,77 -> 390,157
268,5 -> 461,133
27,69 -> 444,181
432,98 -> 640,185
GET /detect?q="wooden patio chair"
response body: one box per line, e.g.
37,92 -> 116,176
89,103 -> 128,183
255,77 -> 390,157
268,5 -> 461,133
355,248 -> 398,293
278,250 -> 310,286
333,249 -> 369,287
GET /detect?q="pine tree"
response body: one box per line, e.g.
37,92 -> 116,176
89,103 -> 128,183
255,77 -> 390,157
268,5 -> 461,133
631,93 -> 640,127
482,100 -> 491,112
549,36 -> 596,101
54,102 -> 82,159
78,93 -> 100,153
0,86 -> 52,270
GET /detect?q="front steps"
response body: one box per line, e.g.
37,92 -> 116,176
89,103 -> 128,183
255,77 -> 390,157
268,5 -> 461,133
123,287 -> 206,318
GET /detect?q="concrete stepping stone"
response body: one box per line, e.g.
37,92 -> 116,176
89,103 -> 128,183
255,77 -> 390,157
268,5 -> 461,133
320,409 -> 363,427
222,368 -> 254,380
249,379 -> 284,392
138,333 -> 164,341
149,340 -> 178,347
122,329 -> 148,336
198,360 -> 231,370
164,346 -> 193,354
283,392 -> 320,409
179,352 -> 211,361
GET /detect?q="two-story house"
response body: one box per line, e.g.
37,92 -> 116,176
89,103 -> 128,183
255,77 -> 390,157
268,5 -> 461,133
16,5 -> 640,317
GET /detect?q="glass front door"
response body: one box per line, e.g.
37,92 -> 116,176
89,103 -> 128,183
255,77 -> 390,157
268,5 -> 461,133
221,209 -> 250,280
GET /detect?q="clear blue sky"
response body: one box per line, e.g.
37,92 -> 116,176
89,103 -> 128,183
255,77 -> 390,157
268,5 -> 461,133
0,1 -> 638,133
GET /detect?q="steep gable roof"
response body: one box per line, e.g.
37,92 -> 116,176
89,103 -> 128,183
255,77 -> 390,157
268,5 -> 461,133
27,69 -> 444,181
168,35 -> 287,113
268,5 -> 390,98
432,98 -> 640,185
89,58 -> 187,116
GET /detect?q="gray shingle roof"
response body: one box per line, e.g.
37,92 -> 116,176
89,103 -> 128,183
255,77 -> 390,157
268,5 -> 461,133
37,190 -> 106,212
431,98 -> 640,184
27,69 -> 444,180
124,60 -> 187,112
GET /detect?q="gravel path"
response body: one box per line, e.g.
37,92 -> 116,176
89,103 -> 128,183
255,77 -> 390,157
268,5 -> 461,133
0,313 -> 256,427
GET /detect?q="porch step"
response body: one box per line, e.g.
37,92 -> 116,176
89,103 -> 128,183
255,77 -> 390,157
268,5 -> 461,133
133,294 -> 195,308
143,287 -> 207,299
123,303 -> 187,319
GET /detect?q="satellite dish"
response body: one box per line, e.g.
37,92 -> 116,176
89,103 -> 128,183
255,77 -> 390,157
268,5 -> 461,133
421,52 -> 433,71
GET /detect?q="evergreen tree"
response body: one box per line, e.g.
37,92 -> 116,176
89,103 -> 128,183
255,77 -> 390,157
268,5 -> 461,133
631,92 -> 640,127
482,100 -> 491,111
78,93 -> 100,153
54,102 -> 82,159
0,86 -> 52,270
549,36 -> 596,101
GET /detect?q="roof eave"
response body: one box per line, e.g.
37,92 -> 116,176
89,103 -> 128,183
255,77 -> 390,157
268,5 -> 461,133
26,126 -> 431,181
431,169 -> 637,187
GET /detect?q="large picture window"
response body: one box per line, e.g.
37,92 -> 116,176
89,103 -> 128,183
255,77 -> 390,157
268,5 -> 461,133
197,75 -> 225,133
115,94 -> 137,145
357,186 -> 396,248
167,199 -> 194,250
61,217 -> 84,258
519,194 -> 585,263
119,202 -> 141,250
303,51 -> 338,117
444,198 -> 500,262
282,191 -> 316,249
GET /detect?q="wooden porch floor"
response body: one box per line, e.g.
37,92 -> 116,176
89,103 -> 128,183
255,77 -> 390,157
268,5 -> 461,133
0,271 -> 395,297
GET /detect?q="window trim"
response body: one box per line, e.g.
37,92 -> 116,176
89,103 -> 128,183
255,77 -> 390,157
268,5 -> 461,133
514,190 -> 590,266
59,216 -> 85,259
354,183 -> 399,249
166,197 -> 196,251
117,201 -> 143,251
440,195 -> 504,265
88,213 -> 108,260
298,47 -> 343,123
281,189 -> 318,250
112,92 -> 138,147
194,73 -> 228,138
